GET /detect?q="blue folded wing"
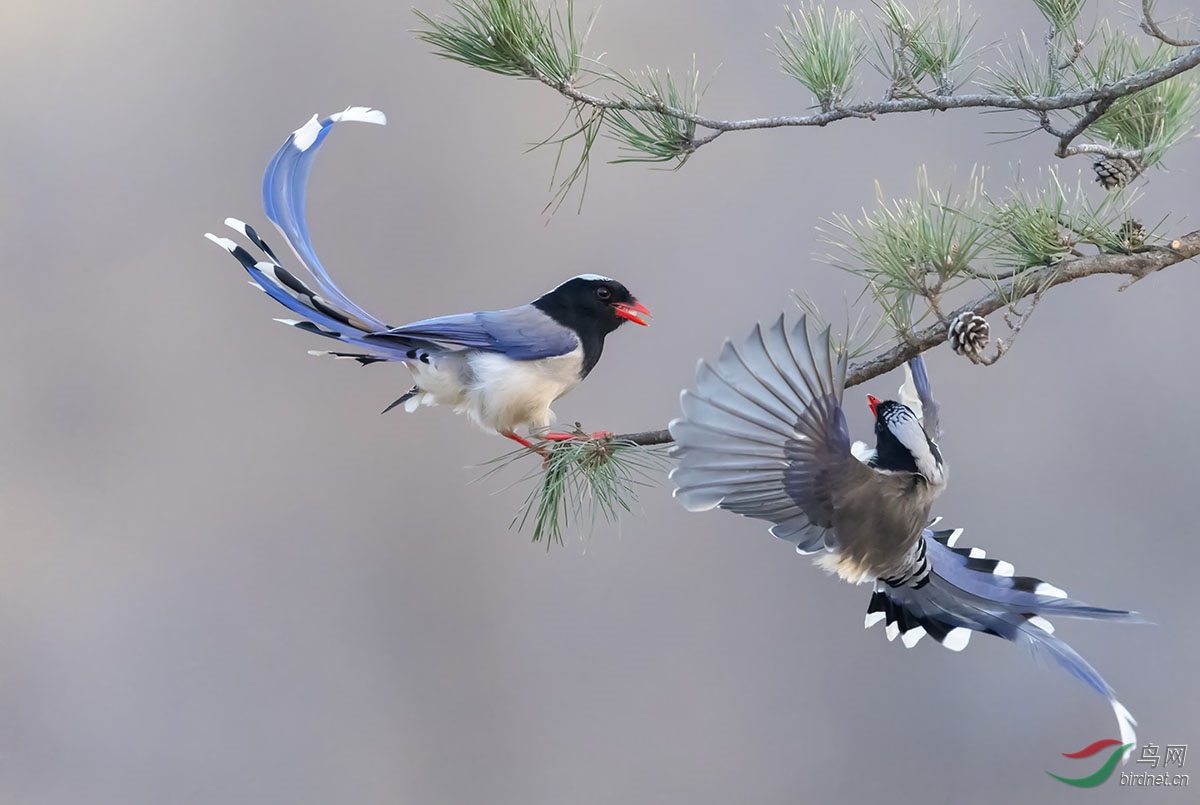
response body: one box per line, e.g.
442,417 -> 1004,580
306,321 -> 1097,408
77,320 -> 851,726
388,306 -> 579,360
907,353 -> 941,442
262,106 -> 390,333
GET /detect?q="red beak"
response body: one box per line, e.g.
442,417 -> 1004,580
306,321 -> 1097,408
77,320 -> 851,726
867,395 -> 881,417
612,299 -> 651,326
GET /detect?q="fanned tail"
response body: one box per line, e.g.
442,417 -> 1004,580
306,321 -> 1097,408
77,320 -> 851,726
866,523 -> 1143,759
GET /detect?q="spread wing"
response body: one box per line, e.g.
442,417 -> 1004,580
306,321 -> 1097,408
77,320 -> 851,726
388,306 -> 579,360
669,315 -> 865,553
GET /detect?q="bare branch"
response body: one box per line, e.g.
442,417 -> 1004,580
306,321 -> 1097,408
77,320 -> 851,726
612,229 -> 1200,447
1053,97 -> 1115,156
1059,142 -> 1146,161
1141,0 -> 1199,48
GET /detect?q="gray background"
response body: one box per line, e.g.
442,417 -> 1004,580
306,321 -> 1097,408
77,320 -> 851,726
1,0 -> 1196,802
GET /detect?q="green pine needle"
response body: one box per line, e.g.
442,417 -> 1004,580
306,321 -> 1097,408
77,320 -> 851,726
978,30 -> 1056,97
792,292 -> 889,359
414,0 -> 582,84
605,63 -> 705,164
906,1 -> 977,95
819,166 -> 991,331
775,4 -> 864,111
1031,0 -> 1086,33
984,169 -> 1141,275
481,437 -> 671,548
1071,31 -> 1200,167
867,1 -> 977,97
535,104 -> 605,214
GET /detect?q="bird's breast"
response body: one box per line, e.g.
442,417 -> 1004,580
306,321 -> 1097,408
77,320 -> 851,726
827,469 -> 934,583
464,346 -> 585,432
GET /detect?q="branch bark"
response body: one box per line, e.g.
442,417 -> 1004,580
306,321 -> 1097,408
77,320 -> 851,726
613,230 -> 1200,447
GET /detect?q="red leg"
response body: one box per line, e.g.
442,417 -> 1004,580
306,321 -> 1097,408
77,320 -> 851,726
502,431 -> 539,450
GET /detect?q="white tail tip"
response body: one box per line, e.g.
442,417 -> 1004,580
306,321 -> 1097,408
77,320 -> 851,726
204,233 -> 236,252
942,627 -> 971,652
330,106 -> 387,126
1113,700 -> 1138,762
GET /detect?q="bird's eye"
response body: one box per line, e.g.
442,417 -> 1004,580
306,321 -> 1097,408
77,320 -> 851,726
596,286 -> 612,301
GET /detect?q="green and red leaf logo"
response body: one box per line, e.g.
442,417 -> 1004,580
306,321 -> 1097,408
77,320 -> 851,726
1047,739 -> 1133,787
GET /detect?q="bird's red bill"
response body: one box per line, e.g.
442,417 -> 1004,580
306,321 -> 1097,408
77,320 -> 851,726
867,394 -> 881,417
613,299 -> 651,326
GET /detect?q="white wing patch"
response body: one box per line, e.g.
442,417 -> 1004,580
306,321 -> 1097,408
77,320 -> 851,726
898,363 -> 924,422
886,410 -> 945,485
850,440 -> 876,463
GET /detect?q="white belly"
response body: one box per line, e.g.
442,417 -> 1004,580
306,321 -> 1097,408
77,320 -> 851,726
463,347 -> 584,433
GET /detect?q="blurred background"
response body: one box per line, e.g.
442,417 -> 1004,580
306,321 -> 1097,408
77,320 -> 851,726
1,0 -> 1197,802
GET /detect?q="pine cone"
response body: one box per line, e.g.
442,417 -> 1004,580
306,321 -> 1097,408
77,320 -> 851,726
1093,157 -> 1137,190
948,311 -> 989,357
1119,219 -> 1147,250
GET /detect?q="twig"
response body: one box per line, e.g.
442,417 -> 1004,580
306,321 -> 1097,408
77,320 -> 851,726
1141,0 -> 1199,48
610,229 -> 1200,447
1053,97 -> 1115,156
1058,142 -> 1147,161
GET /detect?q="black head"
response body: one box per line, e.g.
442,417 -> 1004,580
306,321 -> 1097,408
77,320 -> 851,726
866,395 -> 943,480
531,274 -> 650,379
532,275 -> 649,333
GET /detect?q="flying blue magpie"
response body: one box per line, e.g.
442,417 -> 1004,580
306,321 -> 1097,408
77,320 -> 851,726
668,316 -> 1142,754
205,108 -> 649,452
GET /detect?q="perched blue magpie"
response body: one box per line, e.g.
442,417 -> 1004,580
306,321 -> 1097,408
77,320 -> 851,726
206,108 -> 650,451
668,316 -> 1142,753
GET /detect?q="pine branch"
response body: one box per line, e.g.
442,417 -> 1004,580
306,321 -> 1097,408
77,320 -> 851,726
416,0 -> 1200,147
611,229 -> 1200,447
531,44 -> 1200,138
415,0 -> 1200,210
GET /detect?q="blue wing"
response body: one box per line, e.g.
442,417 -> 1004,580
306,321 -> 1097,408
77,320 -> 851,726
262,106 -> 390,333
389,306 -> 579,360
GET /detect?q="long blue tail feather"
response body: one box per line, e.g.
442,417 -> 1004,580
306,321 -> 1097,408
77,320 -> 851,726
261,107 -> 389,332
867,523 -> 1142,758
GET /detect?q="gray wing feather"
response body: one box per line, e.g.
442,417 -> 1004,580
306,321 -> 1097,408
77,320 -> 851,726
670,315 -> 856,552
678,389 -> 798,442
387,305 -> 578,360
